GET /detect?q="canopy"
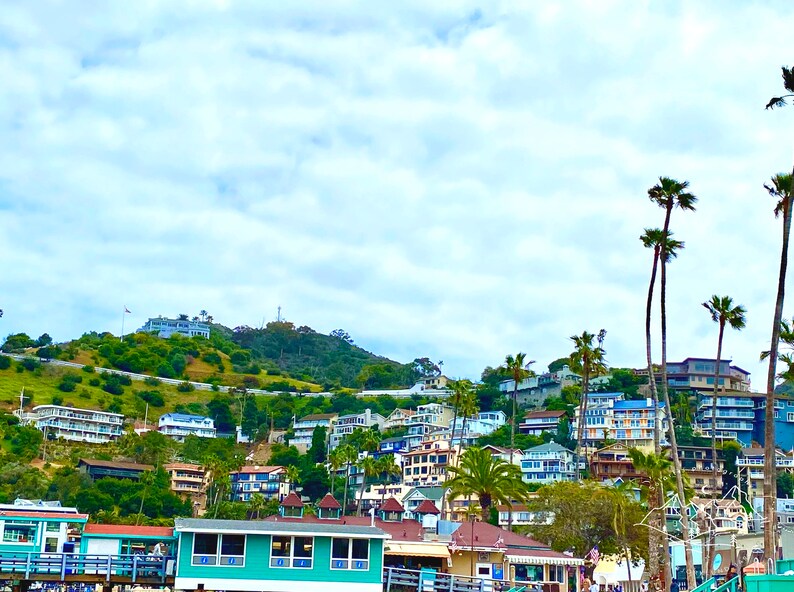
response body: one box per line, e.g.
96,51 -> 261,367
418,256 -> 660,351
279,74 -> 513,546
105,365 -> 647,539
593,557 -> 645,584
385,542 -> 450,559
507,555 -> 584,566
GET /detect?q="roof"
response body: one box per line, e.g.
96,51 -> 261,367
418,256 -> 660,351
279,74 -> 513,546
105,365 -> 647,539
404,487 -> 446,501
280,492 -> 304,508
525,442 -> 571,454
0,510 -> 88,520
318,494 -> 341,510
451,521 -> 574,561
380,497 -> 405,512
414,500 -> 440,515
78,459 -> 154,471
160,413 -> 211,421
481,445 -> 523,455
264,514 -> 424,540
163,463 -> 204,471
83,524 -> 175,538
231,465 -> 284,474
297,413 -> 338,422
175,518 -> 388,539
614,399 -> 664,410
385,542 -> 449,558
523,410 -> 566,419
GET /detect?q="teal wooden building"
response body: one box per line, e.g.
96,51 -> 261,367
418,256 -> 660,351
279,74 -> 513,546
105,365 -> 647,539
80,524 -> 177,556
0,502 -> 87,555
173,517 -> 388,592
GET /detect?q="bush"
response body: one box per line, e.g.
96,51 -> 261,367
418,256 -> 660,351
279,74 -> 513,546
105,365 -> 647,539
101,375 -> 125,395
20,358 -> 41,372
58,379 -> 77,392
0,356 -> 11,370
82,365 -> 95,373
144,376 -> 161,386
137,390 -> 165,407
230,350 -> 251,365
78,389 -> 92,399
51,395 -> 64,406
157,363 -> 176,379
266,368 -> 281,376
177,381 -> 195,393
203,352 -> 222,365
241,376 -> 260,389
244,363 -> 261,375
88,377 -> 101,387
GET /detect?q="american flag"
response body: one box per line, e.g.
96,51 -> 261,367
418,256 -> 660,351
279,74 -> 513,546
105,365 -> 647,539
449,539 -> 459,553
494,536 -> 504,548
587,545 -> 600,566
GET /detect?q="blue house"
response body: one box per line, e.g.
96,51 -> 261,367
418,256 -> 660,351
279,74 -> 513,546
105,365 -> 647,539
377,437 -> 408,456
173,517 -> 388,592
753,396 -> 794,450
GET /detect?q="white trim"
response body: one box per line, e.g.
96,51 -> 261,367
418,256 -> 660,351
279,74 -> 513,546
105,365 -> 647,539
174,578 -> 382,592
270,535 -> 315,569
506,555 -> 584,566
178,527 -> 388,539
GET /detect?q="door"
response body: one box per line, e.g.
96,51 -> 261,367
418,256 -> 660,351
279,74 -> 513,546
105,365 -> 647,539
477,563 -> 494,591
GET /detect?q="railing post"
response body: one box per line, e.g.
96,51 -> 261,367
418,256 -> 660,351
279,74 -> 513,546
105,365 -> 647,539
106,554 -> 112,582
60,553 -> 67,580
24,553 -> 31,579
132,555 -> 138,582
479,576 -> 485,592
385,566 -> 392,591
448,574 -> 455,592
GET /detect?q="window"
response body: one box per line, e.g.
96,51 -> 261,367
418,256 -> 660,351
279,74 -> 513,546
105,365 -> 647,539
46,522 -> 60,532
270,536 -> 314,568
44,537 -> 59,553
331,538 -> 369,570
192,533 -> 245,566
3,523 -> 36,543
788,412 -> 794,422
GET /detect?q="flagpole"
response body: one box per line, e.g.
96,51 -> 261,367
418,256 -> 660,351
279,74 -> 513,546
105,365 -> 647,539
121,307 -> 126,342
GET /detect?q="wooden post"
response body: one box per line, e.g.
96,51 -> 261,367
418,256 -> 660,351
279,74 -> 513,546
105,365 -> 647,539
385,566 -> 392,591
448,574 -> 455,592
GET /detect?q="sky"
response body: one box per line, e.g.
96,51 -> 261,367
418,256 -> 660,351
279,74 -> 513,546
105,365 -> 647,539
2,1 -> 794,385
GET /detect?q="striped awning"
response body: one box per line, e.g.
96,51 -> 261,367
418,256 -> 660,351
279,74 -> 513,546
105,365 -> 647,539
386,542 -> 450,558
507,555 -> 584,566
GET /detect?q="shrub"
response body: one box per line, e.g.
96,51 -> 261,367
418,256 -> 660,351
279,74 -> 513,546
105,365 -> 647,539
230,350 -> 251,365
177,381 -> 195,393
58,379 -> 76,392
0,356 -> 11,370
241,376 -> 260,389
51,395 -> 64,406
137,390 -> 165,407
78,389 -> 92,400
101,375 -> 125,395
106,400 -> 122,414
244,363 -> 261,375
144,376 -> 161,386
157,363 -> 176,379
203,352 -> 222,365
20,358 -> 41,372
82,365 -> 95,373
88,377 -> 101,387
266,368 -> 281,376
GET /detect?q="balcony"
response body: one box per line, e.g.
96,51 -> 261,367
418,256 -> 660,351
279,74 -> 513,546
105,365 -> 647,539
698,410 -> 755,419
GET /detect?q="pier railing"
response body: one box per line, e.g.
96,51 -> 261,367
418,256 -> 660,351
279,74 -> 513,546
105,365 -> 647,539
0,553 -> 173,583
384,567 -> 548,592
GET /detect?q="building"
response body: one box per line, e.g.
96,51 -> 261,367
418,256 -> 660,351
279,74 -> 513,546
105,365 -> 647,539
449,411 -> 506,446
402,440 -> 457,488
138,316 -> 211,339
751,497 -> 794,532
737,447 -> 794,504
356,484 -> 413,512
329,409 -> 386,449
158,413 -> 216,442
378,436 -> 409,456
482,445 -> 525,466
499,365 -> 581,408
0,500 -> 87,555
173,517 -> 388,592
571,392 -> 667,450
519,410 -> 566,437
402,486 -> 447,520
20,405 -> 124,444
358,376 -> 452,399
382,408 -> 416,430
520,443 -> 577,484
164,463 -> 210,504
676,446 -> 724,497
752,395 -> 794,450
291,413 -> 337,453
690,498 -> 749,535
229,465 -> 289,502
80,524 -> 177,556
589,443 -> 646,484
639,358 -> 751,392
78,458 -> 153,481
405,403 -> 455,450
694,391 -> 756,446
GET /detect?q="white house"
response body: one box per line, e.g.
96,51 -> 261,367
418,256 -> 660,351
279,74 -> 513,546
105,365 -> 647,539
158,413 -> 216,442
20,405 -> 124,444
138,316 -> 210,339
449,410 -> 506,446
291,413 -> 337,453
521,442 -> 577,484
329,409 -> 386,449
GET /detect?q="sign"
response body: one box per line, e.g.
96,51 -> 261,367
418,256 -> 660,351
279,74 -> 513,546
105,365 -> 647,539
712,554 -> 722,572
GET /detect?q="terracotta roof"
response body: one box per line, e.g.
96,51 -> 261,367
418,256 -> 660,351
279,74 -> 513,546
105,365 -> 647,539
232,465 -> 284,474
318,494 -> 342,510
265,514 -> 425,540
452,521 -> 572,559
380,497 -> 405,512
78,459 -> 154,471
414,500 -> 440,515
280,492 -> 304,508
83,524 -> 174,537
523,410 -> 566,419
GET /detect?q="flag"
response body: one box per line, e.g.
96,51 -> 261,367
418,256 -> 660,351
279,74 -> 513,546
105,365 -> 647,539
494,535 -> 504,548
124,307 -> 131,314
587,545 -> 600,566
449,539 -> 459,553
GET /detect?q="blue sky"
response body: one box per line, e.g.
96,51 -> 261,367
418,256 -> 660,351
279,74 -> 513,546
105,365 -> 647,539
1,1 -> 794,383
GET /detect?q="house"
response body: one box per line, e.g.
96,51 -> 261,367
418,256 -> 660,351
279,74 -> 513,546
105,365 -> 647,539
638,358 -> 751,392
402,440 -> 457,488
158,413 -> 216,442
449,411 -> 506,447
571,392 -> 668,450
405,403 -> 455,449
520,410 -> 566,436
690,497 -> 749,535
164,463 -> 210,507
138,316 -> 210,339
356,484 -> 413,512
495,503 -> 549,529
0,500 -> 87,554
482,445 -> 524,466
752,395 -> 794,450
329,410 -> 386,450
173,517 -> 388,592
358,377 -> 451,400
520,443 -> 577,484
499,365 -> 581,408
383,408 -> 415,430
19,405 -> 124,444
377,436 -> 409,456
80,524 -> 177,556
737,447 -> 794,504
402,486 -> 448,520
694,391 -> 757,446
589,443 -> 646,484
676,446 -> 724,497
229,466 -> 289,502
78,458 -> 153,481
291,413 -> 338,453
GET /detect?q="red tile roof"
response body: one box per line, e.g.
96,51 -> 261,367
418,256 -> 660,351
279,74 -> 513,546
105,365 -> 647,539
318,494 -> 342,510
451,521 -> 571,559
83,524 -> 174,537
523,410 -> 566,419
414,500 -> 440,515
280,492 -> 304,508
379,497 -> 405,512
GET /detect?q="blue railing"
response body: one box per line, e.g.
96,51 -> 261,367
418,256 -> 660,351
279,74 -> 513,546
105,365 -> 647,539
0,553 -> 173,582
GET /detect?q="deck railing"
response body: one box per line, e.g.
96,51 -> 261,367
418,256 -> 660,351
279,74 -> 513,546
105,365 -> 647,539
0,553 -> 173,582
383,567 -> 549,592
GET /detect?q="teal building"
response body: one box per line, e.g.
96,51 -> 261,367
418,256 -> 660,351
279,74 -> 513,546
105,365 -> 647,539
0,502 -> 87,555
173,517 -> 388,592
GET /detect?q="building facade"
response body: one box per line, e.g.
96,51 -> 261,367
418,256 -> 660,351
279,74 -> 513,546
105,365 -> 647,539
737,447 -> 794,504
520,443 -> 577,484
20,405 -> 124,444
291,413 -> 338,453
519,410 -> 566,436
571,392 -> 667,450
405,403 -> 455,450
402,440 -> 457,488
78,458 -> 153,481
499,365 -> 580,408
164,463 -> 210,503
676,446 -> 724,497
694,391 -> 756,446
589,443 -> 646,484
449,411 -> 506,447
138,317 -> 211,339
329,410 -> 386,450
637,358 -> 751,392
158,413 -> 216,442
230,466 -> 289,502
0,500 -> 87,555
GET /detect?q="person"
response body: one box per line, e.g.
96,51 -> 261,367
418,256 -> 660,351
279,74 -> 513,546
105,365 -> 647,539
640,581 -> 648,592
589,581 -> 600,592
152,541 -> 165,556
724,564 -> 738,582
583,578 -> 592,591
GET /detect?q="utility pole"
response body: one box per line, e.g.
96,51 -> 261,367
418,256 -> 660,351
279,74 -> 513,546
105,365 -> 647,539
277,306 -> 282,322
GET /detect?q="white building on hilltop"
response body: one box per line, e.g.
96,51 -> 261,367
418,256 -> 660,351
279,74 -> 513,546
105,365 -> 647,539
158,413 -> 216,442
138,316 -> 210,339
19,405 -> 124,444
329,409 -> 386,449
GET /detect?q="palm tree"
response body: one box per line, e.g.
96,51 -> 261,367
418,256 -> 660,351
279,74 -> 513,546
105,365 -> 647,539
376,454 -> 402,506
359,429 -> 382,454
702,295 -> 746,577
339,444 -> 357,515
355,455 -> 381,516
285,465 -> 300,493
248,493 -> 266,520
457,386 -> 480,456
328,447 -> 345,496
759,171 -> 794,559
601,481 -> 638,586
501,354 -> 535,463
648,176 -> 698,590
449,379 -> 471,451
445,447 -> 528,519
570,330 -> 607,475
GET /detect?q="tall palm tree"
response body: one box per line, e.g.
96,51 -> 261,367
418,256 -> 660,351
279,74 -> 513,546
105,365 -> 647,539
760,171 -> 794,559
702,295 -> 746,577
457,384 -> 480,456
328,447 -> 345,496
248,493 -> 266,520
359,429 -> 382,454
338,444 -> 357,516
285,465 -> 300,493
448,379 -> 470,450
601,481 -> 638,586
648,176 -> 698,590
570,330 -> 607,476
445,447 -> 528,519
501,353 -> 535,464
376,454 -> 402,506
355,455 -> 381,516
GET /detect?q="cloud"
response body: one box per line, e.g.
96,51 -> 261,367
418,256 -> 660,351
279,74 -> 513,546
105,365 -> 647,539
1,0 -> 793,388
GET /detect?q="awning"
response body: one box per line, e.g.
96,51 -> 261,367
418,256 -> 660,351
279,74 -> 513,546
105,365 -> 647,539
386,542 -> 450,559
507,555 -> 584,566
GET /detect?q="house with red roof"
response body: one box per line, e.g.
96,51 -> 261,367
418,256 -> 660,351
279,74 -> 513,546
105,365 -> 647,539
80,524 -> 177,556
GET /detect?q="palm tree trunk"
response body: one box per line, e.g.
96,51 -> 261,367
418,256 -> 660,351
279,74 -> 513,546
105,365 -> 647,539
660,247 -> 696,590
706,321 -> 725,579
765,195 -> 792,561
646,245 -> 662,455
356,469 -> 367,516
330,465 -> 336,496
575,371 -> 590,480
342,462 -> 351,516
509,382 -> 518,530
647,483 -> 660,587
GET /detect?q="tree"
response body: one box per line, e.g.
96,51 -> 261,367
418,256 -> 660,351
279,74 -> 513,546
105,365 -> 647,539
570,330 -> 607,475
457,385 -> 479,456
338,444 -> 357,515
355,456 -> 380,516
330,329 -> 354,345
500,353 -> 535,465
448,380 -> 472,454
285,465 -> 300,493
248,493 -> 267,520
548,357 -> 570,373
702,295 -> 746,577
648,175 -> 698,590
445,447 -> 528,518
376,454 -> 402,505
310,425 -> 328,464
759,168 -> 794,560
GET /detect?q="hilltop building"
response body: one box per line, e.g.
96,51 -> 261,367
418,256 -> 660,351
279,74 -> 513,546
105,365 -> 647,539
520,442 -> 577,484
358,376 -> 451,399
571,392 -> 667,450
519,410 -> 566,437
291,413 -> 337,453
229,465 -> 289,502
635,357 -> 751,392
19,404 -> 124,444
329,409 -> 386,449
449,411 -> 506,447
78,459 -> 153,481
158,413 -> 216,442
499,365 -> 580,407
382,408 -> 416,430
405,403 -> 455,449
163,463 -> 210,509
137,316 -> 210,339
